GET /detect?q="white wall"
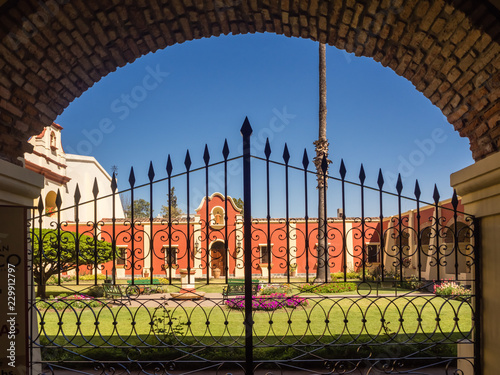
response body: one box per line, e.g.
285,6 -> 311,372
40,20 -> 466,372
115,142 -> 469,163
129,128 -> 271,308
25,124 -> 124,225
65,154 -> 125,222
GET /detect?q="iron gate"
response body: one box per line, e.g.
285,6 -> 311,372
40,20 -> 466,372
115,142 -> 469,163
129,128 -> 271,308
28,119 -> 479,374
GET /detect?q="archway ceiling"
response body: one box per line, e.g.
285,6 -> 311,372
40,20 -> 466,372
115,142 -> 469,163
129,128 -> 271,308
0,0 -> 498,164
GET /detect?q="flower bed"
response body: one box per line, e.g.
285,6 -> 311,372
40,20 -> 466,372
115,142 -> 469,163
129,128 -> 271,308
434,280 -> 471,299
226,293 -> 308,311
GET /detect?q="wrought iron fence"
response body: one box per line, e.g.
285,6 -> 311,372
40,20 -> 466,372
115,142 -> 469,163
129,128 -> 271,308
28,119 -> 479,374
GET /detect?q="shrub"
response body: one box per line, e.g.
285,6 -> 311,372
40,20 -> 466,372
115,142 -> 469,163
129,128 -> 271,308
142,286 -> 166,294
298,282 -> 357,294
259,284 -> 292,296
152,307 -> 186,337
330,272 -> 362,280
79,274 -> 107,281
158,277 -> 170,285
434,280 -> 471,298
86,286 -> 105,298
400,275 -> 425,290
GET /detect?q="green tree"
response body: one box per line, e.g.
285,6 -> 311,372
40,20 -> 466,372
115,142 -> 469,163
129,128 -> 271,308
232,197 -> 244,215
160,187 -> 183,218
123,198 -> 151,218
32,229 -> 113,298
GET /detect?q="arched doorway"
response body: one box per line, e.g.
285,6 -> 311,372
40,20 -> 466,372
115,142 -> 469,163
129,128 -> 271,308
210,240 -> 226,277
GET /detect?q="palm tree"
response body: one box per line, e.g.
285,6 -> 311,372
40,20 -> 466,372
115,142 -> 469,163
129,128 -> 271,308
313,42 -> 330,282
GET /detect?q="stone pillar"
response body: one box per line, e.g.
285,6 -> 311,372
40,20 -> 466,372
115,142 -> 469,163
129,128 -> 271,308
142,224 -> 152,277
451,151 -> 500,375
345,222 -> 354,272
0,159 -> 44,375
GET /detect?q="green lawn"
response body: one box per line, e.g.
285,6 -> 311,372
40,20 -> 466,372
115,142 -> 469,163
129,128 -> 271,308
35,277 -> 474,365
36,293 -> 473,364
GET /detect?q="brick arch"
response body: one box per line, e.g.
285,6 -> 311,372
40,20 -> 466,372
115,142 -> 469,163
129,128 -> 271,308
0,0 -> 499,165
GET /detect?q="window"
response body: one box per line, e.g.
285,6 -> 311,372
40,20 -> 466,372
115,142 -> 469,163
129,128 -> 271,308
367,244 -> 380,263
163,245 -> 178,266
259,244 -> 272,263
50,131 -> 57,150
116,245 -> 127,266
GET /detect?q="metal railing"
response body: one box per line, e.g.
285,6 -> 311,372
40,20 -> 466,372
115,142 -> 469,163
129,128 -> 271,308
28,119 -> 479,374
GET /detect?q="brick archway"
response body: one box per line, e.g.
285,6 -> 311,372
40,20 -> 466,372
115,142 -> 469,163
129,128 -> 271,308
0,0 -> 499,164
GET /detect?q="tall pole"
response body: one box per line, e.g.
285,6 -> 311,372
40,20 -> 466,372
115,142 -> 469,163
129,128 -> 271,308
314,42 -> 330,282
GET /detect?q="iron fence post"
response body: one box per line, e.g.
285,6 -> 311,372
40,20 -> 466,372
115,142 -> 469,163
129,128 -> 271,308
241,117 -> 253,374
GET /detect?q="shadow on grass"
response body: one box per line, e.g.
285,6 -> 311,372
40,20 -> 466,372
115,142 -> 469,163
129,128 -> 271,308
39,332 -> 469,371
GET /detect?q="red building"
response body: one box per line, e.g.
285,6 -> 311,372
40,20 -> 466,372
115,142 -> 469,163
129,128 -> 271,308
64,192 -> 472,282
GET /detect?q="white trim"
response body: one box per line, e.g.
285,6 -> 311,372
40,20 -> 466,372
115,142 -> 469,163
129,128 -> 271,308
194,192 -> 242,213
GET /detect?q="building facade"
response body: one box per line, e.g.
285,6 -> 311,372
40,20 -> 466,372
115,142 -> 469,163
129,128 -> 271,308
24,123 -> 124,225
59,192 -> 472,282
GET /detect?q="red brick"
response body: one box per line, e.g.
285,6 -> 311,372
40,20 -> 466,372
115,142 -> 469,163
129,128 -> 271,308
0,85 -> 10,100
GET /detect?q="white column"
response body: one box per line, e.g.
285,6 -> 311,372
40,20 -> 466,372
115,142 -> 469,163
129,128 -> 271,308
142,223 -> 151,277
345,222 -> 354,272
290,221 -> 297,269
193,218 -> 202,278
0,159 -> 44,374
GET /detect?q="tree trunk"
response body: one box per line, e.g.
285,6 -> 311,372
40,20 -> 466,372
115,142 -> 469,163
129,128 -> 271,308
36,280 -> 47,299
314,42 -> 330,283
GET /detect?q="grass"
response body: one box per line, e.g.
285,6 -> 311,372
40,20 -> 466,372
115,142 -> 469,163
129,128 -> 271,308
37,295 -> 472,338
34,277 -> 473,368
36,293 -> 473,365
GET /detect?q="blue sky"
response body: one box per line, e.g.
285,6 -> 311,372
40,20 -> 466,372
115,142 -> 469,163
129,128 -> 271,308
56,33 -> 473,217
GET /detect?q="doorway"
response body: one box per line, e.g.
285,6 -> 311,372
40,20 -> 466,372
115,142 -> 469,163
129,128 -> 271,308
210,240 -> 226,276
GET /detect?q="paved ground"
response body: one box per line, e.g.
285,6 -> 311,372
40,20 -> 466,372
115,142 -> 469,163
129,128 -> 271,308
122,291 -> 436,308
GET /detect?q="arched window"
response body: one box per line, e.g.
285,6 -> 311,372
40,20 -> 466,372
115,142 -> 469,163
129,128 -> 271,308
45,191 -> 57,216
211,206 -> 225,228
444,222 -> 472,243
420,226 -> 433,272
421,227 -> 432,247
